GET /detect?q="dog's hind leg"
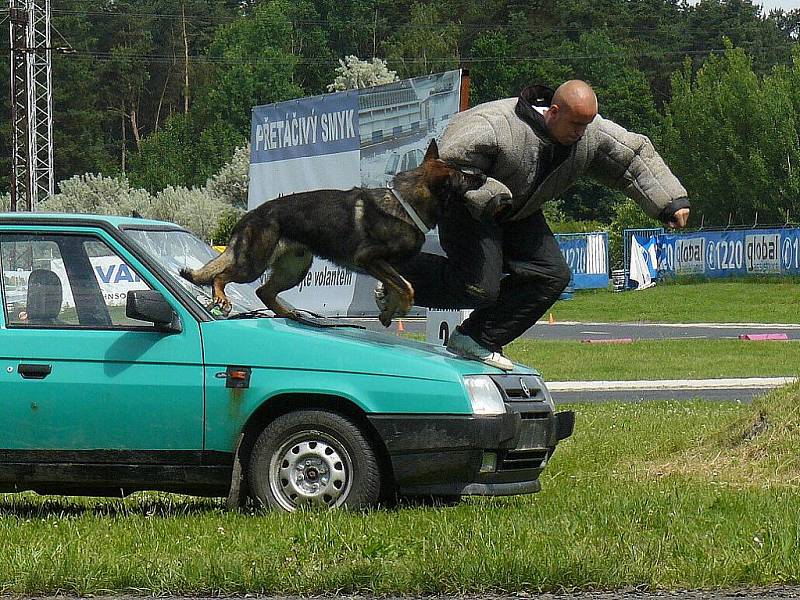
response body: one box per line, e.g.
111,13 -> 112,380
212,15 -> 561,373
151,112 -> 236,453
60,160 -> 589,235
255,242 -> 313,319
180,247 -> 239,315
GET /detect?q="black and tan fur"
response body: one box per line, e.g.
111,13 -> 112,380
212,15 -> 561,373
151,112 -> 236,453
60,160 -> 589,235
180,140 -> 486,326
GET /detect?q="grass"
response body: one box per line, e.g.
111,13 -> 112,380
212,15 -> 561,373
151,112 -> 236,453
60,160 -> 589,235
2,392 -> 800,594
504,338 -> 800,381
651,381 -> 800,486
551,280 -> 800,324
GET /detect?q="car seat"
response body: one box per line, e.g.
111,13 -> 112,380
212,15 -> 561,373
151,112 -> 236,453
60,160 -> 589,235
26,269 -> 64,325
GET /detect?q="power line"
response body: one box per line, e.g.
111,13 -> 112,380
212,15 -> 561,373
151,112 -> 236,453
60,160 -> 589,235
15,41 -> 789,66
51,8 -> 235,22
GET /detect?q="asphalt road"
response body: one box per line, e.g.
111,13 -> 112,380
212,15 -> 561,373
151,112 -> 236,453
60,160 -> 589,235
355,318 -> 800,341
546,376 -> 798,404
550,386 -> 766,403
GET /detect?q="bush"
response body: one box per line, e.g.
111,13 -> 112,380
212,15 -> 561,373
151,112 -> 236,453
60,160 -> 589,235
32,143 -> 248,242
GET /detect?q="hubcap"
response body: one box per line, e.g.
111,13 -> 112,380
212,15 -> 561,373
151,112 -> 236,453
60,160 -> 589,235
269,431 -> 353,511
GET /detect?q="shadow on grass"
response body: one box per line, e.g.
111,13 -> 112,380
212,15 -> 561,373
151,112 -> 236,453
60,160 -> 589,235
0,493 -> 225,519
0,492 -> 532,519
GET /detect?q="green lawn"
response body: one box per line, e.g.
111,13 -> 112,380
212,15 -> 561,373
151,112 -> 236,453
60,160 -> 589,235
550,280 -> 800,323
505,338 -> 800,381
2,393 -> 800,594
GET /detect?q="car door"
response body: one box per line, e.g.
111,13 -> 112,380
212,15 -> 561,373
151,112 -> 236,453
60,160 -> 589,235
0,227 -> 204,461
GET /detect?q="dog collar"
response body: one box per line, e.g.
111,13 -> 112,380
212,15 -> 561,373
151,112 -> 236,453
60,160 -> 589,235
388,185 -> 431,234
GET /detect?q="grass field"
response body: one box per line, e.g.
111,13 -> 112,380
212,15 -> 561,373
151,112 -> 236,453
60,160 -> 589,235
505,338 -> 800,381
2,386 -> 800,594
550,280 -> 800,324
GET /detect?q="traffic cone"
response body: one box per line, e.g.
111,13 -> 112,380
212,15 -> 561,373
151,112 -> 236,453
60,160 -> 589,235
548,312 -> 555,325
396,319 -> 405,334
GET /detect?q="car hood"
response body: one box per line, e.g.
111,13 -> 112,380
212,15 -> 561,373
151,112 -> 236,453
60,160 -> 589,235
199,318 -> 538,383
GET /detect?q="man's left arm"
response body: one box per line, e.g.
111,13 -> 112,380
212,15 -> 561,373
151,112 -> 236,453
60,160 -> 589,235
587,116 -> 690,228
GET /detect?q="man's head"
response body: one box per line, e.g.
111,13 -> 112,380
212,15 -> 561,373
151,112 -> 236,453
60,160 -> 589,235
543,80 -> 598,146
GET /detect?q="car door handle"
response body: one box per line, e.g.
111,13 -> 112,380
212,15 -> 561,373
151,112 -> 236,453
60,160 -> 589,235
18,363 -> 52,379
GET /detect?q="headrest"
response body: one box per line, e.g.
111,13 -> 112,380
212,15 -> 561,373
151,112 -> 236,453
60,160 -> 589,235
26,269 -> 63,323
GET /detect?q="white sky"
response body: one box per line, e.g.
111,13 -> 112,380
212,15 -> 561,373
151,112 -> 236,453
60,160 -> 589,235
688,0 -> 800,11
757,0 -> 800,10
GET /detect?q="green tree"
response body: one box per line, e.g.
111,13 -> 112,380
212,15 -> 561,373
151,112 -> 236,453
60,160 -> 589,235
193,0 -> 304,136
661,42 -> 800,226
128,113 -> 242,193
383,3 -> 461,79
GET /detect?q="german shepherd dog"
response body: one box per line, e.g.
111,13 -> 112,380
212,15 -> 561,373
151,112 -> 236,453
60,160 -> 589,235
180,140 -> 486,326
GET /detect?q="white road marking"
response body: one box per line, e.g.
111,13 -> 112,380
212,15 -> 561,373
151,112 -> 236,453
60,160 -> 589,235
547,377 -> 798,392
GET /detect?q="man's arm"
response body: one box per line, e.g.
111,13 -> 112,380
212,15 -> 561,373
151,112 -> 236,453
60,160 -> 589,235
439,113 -> 514,221
587,116 -> 690,228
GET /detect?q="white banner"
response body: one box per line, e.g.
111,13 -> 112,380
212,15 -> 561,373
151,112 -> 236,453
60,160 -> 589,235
51,257 -> 149,308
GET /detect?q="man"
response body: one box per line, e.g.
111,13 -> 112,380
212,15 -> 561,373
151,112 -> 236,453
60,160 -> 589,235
381,80 -> 690,370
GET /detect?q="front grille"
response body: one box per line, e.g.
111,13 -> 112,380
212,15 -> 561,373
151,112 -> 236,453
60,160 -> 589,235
497,449 -> 549,471
519,411 -> 549,420
491,374 -> 548,401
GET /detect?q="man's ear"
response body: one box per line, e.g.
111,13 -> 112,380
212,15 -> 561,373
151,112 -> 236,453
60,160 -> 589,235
424,139 -> 439,161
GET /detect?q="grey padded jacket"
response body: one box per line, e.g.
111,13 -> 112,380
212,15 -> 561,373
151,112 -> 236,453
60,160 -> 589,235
439,90 -> 689,223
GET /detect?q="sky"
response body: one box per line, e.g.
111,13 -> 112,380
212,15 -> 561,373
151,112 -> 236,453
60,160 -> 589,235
757,0 -> 800,10
688,0 -> 800,10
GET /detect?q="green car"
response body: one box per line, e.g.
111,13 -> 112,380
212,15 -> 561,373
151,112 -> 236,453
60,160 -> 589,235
0,213 -> 574,511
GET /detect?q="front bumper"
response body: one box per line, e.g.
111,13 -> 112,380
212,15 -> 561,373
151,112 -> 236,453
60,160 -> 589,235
367,408 -> 575,497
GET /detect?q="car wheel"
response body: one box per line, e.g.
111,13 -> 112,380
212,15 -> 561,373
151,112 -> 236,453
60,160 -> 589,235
248,410 -> 382,512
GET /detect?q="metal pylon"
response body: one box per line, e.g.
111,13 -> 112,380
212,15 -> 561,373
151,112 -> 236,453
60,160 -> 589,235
9,0 -> 54,212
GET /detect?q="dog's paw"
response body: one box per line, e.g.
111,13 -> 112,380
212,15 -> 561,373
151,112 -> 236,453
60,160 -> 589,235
379,312 -> 393,327
209,298 -> 232,317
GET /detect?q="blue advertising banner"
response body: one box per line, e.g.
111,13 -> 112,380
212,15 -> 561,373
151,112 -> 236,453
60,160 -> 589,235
556,232 -> 609,289
250,90 -> 360,164
658,228 -> 800,278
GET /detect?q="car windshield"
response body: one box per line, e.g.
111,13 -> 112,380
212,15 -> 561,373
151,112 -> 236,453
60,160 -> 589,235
124,227 -> 264,318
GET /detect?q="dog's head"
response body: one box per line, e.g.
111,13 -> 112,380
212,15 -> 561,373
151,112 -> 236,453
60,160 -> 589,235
418,140 -> 487,198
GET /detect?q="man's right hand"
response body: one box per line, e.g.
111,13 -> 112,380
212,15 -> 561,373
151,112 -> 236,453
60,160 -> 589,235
668,208 -> 690,229
464,177 -> 514,222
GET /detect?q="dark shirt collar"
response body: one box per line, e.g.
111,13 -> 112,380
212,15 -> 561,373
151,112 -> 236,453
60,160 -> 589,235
515,85 -> 563,146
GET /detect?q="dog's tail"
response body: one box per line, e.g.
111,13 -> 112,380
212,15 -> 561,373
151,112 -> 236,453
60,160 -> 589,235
179,248 -> 233,286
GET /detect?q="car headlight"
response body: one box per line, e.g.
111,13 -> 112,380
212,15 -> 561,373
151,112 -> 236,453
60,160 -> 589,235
464,375 -> 506,415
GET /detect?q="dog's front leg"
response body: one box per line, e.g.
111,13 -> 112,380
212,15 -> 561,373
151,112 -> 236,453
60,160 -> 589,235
363,260 -> 415,326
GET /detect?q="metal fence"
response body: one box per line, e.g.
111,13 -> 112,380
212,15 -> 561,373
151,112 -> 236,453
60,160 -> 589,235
623,227 -> 664,288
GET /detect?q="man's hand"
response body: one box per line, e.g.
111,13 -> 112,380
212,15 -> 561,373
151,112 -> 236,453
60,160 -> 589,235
668,208 -> 690,229
464,177 -> 514,222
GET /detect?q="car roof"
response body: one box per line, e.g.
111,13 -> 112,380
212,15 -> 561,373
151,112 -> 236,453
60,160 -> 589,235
0,212 -> 180,229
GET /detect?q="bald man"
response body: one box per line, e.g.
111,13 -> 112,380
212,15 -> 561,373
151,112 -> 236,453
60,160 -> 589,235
379,80 -> 690,370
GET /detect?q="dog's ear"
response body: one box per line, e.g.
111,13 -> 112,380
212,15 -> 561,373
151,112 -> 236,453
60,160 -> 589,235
424,139 -> 439,162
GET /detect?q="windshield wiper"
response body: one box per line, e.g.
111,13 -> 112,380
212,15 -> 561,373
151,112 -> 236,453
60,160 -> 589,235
291,310 -> 366,329
227,308 -> 365,329
227,308 -> 276,320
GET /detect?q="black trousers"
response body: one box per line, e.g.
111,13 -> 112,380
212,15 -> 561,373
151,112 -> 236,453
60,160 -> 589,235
398,207 -> 571,352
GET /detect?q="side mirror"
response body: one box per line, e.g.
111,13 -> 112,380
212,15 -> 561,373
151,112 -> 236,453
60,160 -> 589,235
126,290 -> 182,333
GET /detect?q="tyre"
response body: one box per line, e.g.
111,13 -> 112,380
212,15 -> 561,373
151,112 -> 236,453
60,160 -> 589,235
247,410 -> 382,512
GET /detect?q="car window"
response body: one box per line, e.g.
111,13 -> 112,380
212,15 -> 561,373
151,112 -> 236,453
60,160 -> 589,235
0,233 -> 154,329
385,153 -> 399,175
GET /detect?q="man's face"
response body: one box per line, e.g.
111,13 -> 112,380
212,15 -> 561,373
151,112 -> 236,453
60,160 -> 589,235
545,103 -> 597,146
